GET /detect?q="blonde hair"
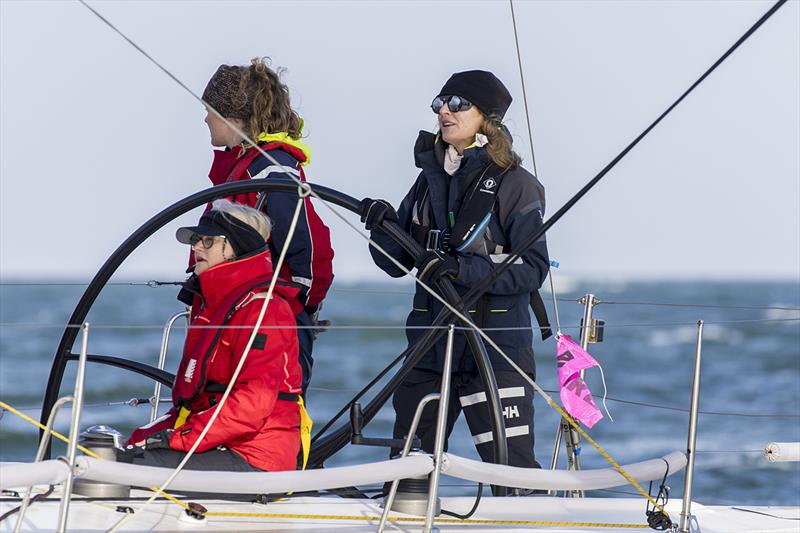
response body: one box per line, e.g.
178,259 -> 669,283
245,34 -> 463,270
479,114 -> 522,170
240,57 -> 302,144
210,199 -> 272,242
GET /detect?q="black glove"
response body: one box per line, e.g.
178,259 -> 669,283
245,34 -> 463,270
415,250 -> 460,285
360,198 -> 398,231
305,304 -> 331,339
143,429 -> 174,450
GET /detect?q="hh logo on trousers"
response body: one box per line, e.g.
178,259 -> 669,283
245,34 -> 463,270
503,405 -> 520,419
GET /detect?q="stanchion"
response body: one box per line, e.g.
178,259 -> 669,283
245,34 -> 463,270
679,320 -> 704,533
423,324 -> 456,533
56,322 -> 90,533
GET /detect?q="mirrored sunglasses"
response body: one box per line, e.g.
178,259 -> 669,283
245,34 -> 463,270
431,95 -> 473,114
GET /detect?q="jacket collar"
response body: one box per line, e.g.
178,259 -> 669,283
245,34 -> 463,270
256,132 -> 311,165
208,134 -> 311,186
195,248 -> 293,310
413,130 -> 492,229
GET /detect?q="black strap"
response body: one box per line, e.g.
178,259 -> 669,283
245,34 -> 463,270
205,381 -> 298,402
529,291 -> 552,340
449,163 -> 507,251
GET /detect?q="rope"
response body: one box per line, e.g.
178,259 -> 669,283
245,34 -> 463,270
0,399 -> 649,530
0,485 -> 54,524
0,400 -> 190,511
199,510 -> 650,528
65,0 -> 790,523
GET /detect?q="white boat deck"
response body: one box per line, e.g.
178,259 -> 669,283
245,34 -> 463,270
3,486 -> 798,532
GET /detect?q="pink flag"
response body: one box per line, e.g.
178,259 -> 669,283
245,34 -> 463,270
556,334 -> 603,428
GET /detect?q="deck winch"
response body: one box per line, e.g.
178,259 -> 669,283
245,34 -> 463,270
72,425 -> 130,498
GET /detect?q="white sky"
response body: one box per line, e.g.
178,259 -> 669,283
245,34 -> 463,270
1,0 -> 798,282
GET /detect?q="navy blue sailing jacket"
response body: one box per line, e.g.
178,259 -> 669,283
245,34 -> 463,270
369,131 -> 549,375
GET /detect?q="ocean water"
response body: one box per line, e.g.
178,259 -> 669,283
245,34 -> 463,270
0,279 -> 798,506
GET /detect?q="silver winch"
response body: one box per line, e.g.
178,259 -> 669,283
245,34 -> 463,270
383,451 -> 441,517
72,425 -> 130,498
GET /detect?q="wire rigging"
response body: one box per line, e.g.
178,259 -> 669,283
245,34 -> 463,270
509,0 -> 539,178
61,0 -> 791,522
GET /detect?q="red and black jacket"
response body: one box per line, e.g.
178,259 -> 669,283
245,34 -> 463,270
129,249 -> 303,472
204,140 -> 334,314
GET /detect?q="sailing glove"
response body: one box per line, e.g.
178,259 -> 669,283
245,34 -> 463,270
360,198 -> 398,231
143,429 -> 174,450
415,250 -> 460,285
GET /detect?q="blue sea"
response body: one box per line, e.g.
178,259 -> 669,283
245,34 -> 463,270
1,279 -> 798,506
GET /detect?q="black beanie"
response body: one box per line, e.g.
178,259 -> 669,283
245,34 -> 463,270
437,70 -> 512,119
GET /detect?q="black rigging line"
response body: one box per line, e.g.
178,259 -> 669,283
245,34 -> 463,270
460,0 -> 789,309
312,0 -> 791,451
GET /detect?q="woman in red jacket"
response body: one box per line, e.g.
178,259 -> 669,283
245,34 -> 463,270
123,199 -> 303,472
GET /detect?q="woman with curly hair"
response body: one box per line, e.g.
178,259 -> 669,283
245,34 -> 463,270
200,58 -> 334,396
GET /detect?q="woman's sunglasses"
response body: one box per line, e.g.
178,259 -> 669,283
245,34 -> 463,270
431,95 -> 473,114
189,234 -> 222,249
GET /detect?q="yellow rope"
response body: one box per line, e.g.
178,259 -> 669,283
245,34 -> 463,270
0,394 -> 661,524
539,397 -> 667,514
0,400 -> 99,459
0,400 -> 189,510
203,510 -> 648,528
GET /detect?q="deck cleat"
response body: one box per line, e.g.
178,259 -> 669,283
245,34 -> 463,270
179,502 -> 208,525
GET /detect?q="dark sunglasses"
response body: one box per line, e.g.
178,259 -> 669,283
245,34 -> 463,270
431,95 -> 473,114
189,234 -> 222,249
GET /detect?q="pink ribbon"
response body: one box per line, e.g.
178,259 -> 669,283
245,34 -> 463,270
556,334 -> 603,428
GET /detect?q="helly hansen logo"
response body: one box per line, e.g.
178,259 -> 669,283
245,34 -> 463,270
183,359 -> 197,383
503,405 -> 520,419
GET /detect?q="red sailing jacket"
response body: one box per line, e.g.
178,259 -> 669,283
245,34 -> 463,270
202,140 -> 334,312
129,249 -> 303,472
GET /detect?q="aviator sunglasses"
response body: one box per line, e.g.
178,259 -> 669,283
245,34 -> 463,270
431,95 -> 474,114
189,234 -> 223,249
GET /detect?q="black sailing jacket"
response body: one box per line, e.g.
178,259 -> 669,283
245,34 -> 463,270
369,131 -> 550,375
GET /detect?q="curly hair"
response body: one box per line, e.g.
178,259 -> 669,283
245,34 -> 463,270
239,57 -> 303,143
479,113 -> 522,170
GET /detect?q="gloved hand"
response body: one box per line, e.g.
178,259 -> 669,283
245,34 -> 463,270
141,429 -> 174,450
360,198 -> 398,231
415,250 -> 460,285
305,304 -> 331,339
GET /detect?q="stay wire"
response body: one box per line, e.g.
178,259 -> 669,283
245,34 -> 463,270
509,0 -> 538,178
78,0 -> 516,460
316,0 -> 792,464
74,0 -> 522,410
5,391 -> 796,420
460,0 -> 790,308
4,281 -> 797,311
77,0 -> 586,481
77,0 -> 789,515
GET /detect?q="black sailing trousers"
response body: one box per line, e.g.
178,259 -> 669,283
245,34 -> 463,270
391,368 -> 541,470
